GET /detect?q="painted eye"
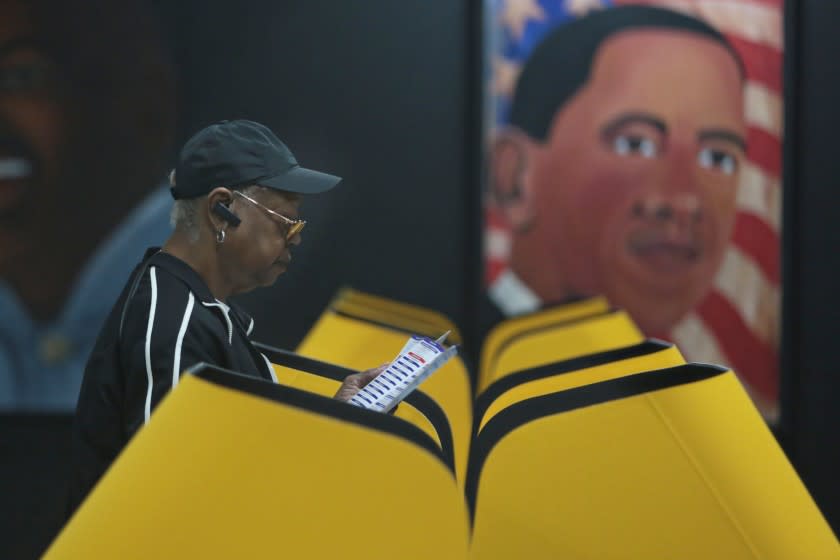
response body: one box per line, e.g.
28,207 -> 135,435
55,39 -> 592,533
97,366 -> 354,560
612,135 -> 657,158
698,148 -> 737,175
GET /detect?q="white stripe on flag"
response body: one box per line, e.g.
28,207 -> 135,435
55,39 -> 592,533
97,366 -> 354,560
672,307 -> 779,420
485,228 -> 512,261
737,161 -> 781,231
745,81 -> 783,137
671,311 -> 730,367
713,246 -> 780,346
492,55 -> 522,99
652,0 -> 782,50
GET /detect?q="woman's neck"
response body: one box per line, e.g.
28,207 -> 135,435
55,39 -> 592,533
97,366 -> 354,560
162,232 -> 233,301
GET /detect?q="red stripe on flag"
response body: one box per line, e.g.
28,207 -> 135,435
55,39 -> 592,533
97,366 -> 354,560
696,291 -> 778,401
734,0 -> 782,9
486,259 -> 506,285
725,35 -> 782,92
486,207 -> 508,230
746,127 -> 781,176
731,213 -> 780,284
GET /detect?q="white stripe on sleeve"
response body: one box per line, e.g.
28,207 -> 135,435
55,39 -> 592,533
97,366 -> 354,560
261,353 -> 278,383
172,292 -> 196,388
143,267 -> 159,425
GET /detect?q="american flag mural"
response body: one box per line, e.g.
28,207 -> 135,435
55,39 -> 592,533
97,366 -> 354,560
484,0 -> 782,418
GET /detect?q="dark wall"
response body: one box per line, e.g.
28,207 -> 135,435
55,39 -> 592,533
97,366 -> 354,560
781,0 -> 840,534
0,415 -> 74,560
161,0 -> 470,351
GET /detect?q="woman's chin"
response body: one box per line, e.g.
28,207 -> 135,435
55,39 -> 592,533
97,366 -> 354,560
266,264 -> 287,283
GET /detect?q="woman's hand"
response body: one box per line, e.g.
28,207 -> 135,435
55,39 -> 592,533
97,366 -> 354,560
333,364 -> 389,402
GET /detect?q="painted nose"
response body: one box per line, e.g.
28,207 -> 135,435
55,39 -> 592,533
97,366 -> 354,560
633,193 -> 701,221
632,193 -> 702,242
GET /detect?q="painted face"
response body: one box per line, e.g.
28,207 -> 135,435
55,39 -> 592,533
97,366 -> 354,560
220,188 -> 303,294
0,0 -> 65,267
517,29 -> 745,333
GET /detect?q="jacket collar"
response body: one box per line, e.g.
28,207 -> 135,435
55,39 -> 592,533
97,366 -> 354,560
144,248 -> 256,331
145,248 -> 216,304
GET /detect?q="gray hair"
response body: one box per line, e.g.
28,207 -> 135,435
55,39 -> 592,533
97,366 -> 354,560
170,197 -> 202,242
168,173 -> 263,243
169,169 -> 202,243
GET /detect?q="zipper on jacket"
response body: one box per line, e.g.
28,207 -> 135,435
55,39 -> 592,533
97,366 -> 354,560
202,301 -> 234,345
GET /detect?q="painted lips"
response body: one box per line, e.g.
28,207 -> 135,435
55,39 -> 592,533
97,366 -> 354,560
627,237 -> 701,275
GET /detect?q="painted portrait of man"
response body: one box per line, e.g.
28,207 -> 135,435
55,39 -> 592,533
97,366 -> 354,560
484,0 -> 782,417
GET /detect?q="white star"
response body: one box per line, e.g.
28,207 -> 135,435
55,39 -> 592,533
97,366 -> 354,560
565,0 -> 606,17
499,0 -> 546,40
492,56 -> 522,98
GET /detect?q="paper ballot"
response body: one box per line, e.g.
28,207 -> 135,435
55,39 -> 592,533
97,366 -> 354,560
349,332 -> 458,413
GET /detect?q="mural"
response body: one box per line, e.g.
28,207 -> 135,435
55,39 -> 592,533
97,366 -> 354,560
484,0 -> 783,418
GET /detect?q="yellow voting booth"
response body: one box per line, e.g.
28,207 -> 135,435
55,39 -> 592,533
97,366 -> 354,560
45,366 -> 468,560
333,288 -> 463,345
48,360 -> 839,559
478,296 -> 609,389
46,290 -> 839,558
480,309 -> 644,392
475,338 -> 685,432
468,364 -> 839,560
256,343 -> 456,472
296,298 -> 474,489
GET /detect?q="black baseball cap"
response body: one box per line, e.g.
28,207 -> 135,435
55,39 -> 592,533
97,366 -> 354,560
170,119 -> 342,199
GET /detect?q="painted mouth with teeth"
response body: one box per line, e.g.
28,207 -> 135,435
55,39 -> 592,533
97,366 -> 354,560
0,137 -> 40,218
0,157 -> 31,179
0,157 -> 33,214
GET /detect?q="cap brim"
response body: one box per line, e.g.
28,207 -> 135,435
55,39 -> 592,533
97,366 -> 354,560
260,166 -> 342,194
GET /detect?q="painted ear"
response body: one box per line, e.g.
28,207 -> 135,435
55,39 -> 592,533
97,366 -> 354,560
490,130 -> 536,232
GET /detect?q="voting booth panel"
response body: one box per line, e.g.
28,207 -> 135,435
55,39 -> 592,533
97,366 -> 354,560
468,364 -> 839,560
46,367 -> 468,559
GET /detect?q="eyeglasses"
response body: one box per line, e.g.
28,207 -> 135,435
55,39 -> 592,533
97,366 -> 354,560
233,190 -> 306,240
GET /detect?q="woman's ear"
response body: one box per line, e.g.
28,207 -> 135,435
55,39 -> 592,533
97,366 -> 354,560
490,128 -> 536,232
206,188 -> 239,229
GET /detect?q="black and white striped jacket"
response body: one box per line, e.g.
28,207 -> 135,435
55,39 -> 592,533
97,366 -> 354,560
69,248 -> 277,512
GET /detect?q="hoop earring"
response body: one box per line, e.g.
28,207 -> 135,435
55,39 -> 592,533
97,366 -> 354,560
216,229 -> 226,244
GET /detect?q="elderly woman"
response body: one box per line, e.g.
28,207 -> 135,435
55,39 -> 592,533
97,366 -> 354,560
69,120 -> 383,512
